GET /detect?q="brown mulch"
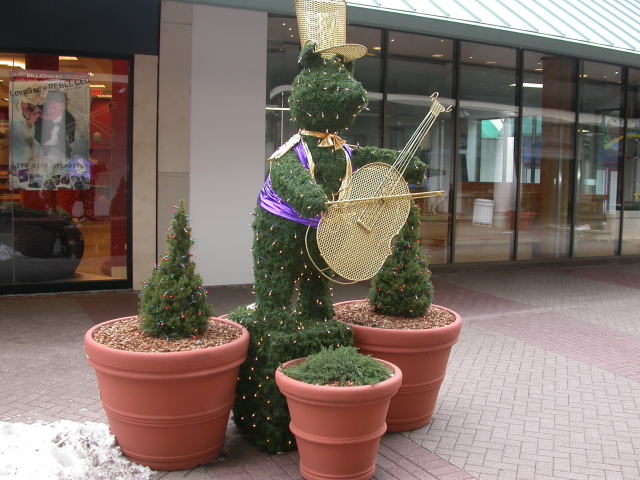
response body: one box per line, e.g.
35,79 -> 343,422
92,317 -> 242,353
334,300 -> 455,330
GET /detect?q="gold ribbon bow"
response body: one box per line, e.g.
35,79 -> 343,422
300,130 -> 347,151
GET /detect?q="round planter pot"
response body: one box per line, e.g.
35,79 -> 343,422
275,357 -> 402,480
84,316 -> 249,471
335,300 -> 462,432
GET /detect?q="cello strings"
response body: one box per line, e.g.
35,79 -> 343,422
372,109 -> 434,197
387,102 -> 445,192
357,98 -> 445,225
394,104 -> 442,174
358,108 -> 438,225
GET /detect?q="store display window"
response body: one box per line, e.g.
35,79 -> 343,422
0,53 -> 130,288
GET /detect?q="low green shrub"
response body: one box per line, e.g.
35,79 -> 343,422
282,346 -> 391,386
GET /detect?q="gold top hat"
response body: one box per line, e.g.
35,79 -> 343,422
295,0 -> 367,63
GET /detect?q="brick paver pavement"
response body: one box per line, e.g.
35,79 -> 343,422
2,262 -> 640,479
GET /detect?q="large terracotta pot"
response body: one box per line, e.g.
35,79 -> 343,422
84,316 -> 249,471
275,357 -> 402,480
335,300 -> 461,432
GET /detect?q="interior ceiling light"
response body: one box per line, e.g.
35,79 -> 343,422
485,61 -> 497,65
59,56 -> 78,61
390,38 -> 395,42
373,46 -> 382,51
535,68 -> 543,71
432,53 -> 444,58
0,60 -> 25,69
509,83 -> 543,88
90,84 -> 106,88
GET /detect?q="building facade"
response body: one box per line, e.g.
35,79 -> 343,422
1,0 -> 640,293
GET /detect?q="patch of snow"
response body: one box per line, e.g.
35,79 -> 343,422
0,421 -> 152,480
0,244 -> 22,262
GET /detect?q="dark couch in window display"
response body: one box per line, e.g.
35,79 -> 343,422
0,203 -> 84,284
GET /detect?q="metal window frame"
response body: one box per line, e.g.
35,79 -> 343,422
618,66 -> 629,255
513,48 -> 524,261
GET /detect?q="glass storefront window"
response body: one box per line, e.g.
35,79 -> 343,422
387,31 -> 454,264
264,20 -> 640,266
574,60 -> 623,257
346,26 -> 383,148
518,52 -> 576,259
456,43 -> 517,262
623,68 -> 640,255
0,53 -> 129,287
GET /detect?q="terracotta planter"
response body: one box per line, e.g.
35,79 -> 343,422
84,316 -> 249,471
336,300 -> 461,432
276,357 -> 402,480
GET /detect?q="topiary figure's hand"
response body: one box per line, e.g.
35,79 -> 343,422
270,151 -> 328,218
403,155 -> 427,185
352,146 -> 427,186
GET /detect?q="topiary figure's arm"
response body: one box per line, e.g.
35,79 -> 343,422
351,146 -> 426,185
270,151 -> 328,218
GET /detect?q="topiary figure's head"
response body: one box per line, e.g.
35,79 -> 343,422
288,42 -> 368,133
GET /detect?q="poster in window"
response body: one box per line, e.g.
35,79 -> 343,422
8,70 -> 91,191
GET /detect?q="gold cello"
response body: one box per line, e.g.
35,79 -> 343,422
309,92 -> 452,283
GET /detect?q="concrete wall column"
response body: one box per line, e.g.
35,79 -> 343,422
157,1 -> 194,256
132,54 -> 159,288
190,5 -> 267,285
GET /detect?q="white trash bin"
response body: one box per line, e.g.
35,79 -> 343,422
472,198 -> 494,226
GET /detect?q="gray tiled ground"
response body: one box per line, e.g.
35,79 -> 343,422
442,269 -> 634,312
2,261 -> 640,479
442,269 -> 640,335
416,324 -> 640,480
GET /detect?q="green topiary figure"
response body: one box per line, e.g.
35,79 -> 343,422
138,200 -> 212,339
233,40 -> 427,452
232,42 -> 364,453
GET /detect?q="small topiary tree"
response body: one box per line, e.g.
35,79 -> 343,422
138,200 -> 212,339
351,145 -> 432,318
369,202 -> 433,318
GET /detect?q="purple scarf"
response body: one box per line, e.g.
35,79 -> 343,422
258,141 -> 352,228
